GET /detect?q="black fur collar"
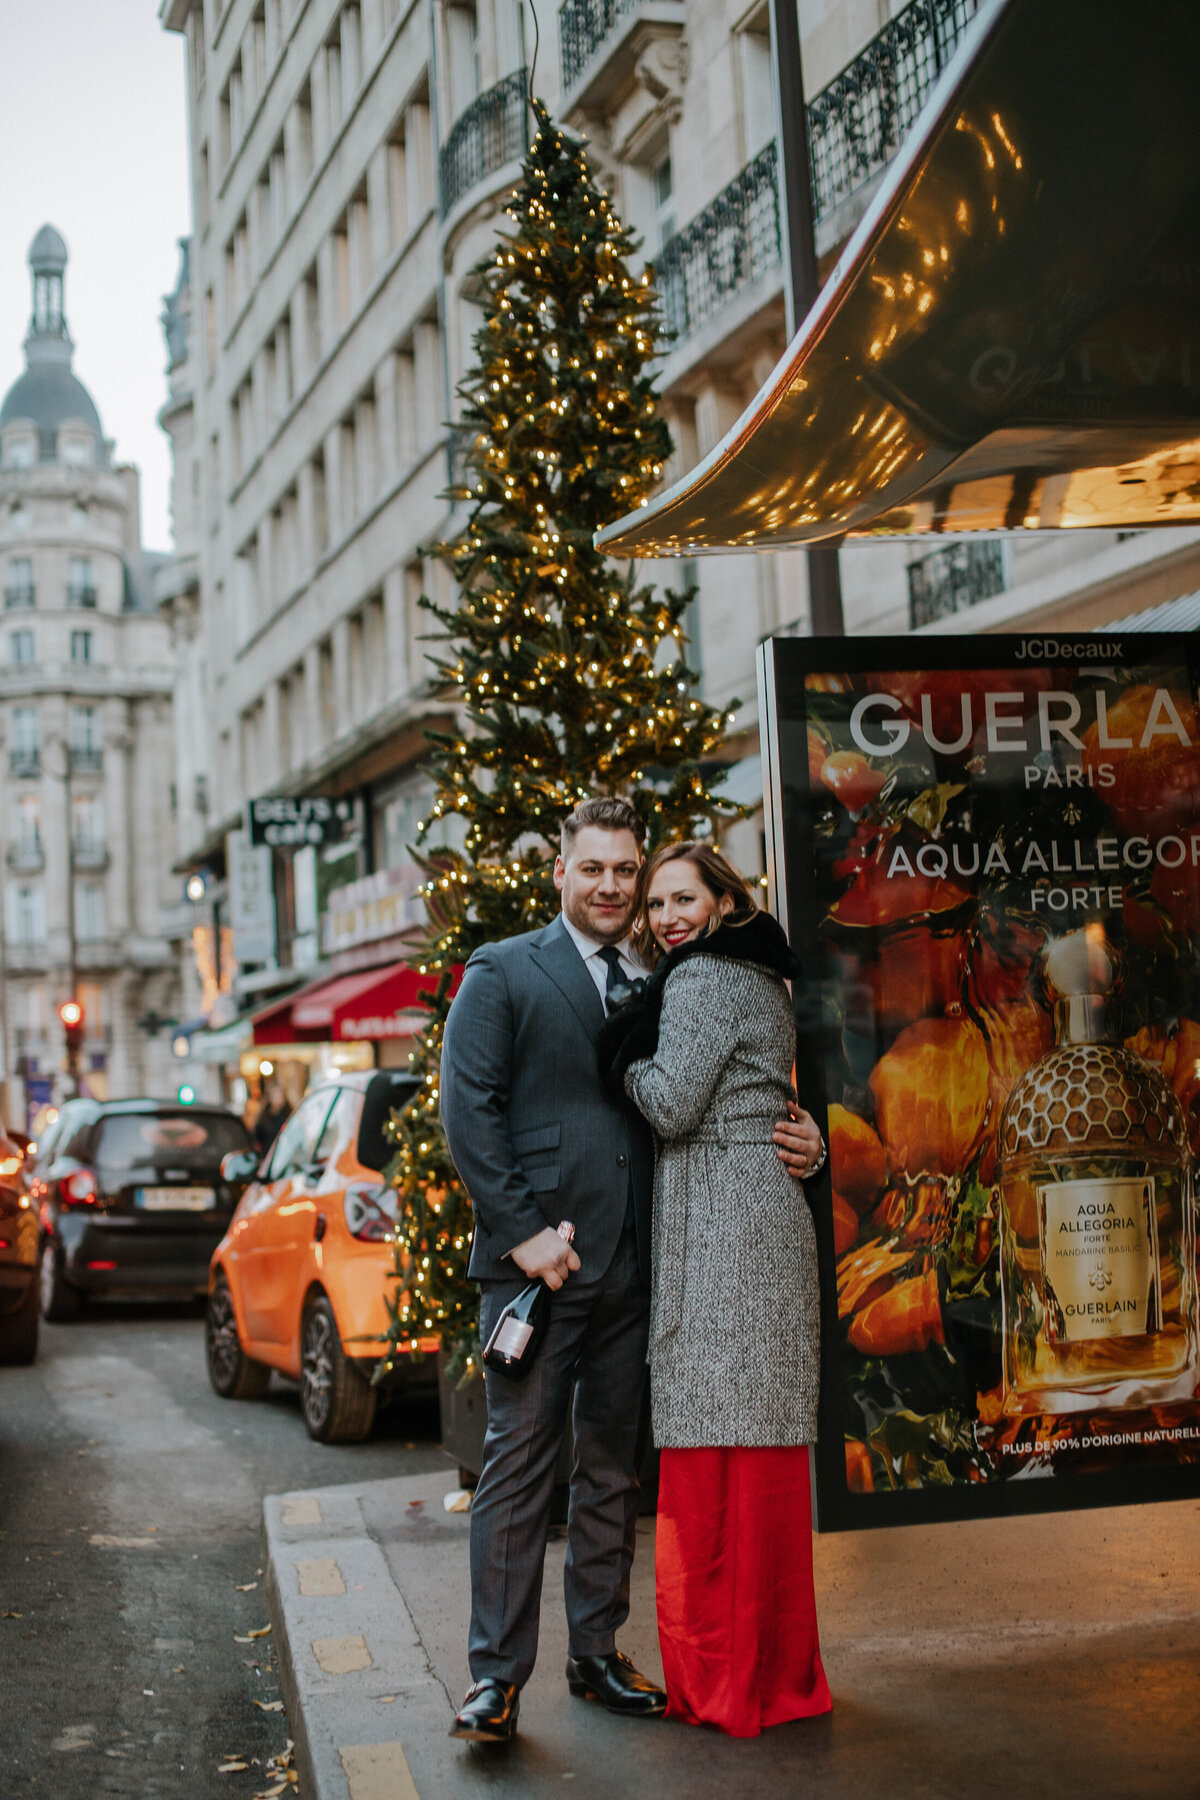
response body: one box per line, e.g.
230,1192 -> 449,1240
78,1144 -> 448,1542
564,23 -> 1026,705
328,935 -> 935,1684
597,907 -> 798,1095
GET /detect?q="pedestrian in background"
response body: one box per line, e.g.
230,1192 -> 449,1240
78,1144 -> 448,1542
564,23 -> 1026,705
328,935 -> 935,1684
252,1081 -> 290,1156
600,840 -> 830,1738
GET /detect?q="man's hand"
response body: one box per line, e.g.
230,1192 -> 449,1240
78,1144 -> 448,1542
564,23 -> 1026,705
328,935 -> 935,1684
774,1101 -> 824,1179
509,1226 -> 582,1290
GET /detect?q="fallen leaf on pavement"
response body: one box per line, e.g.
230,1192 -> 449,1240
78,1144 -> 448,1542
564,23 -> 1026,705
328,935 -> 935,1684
253,1700 -> 284,1712
235,1582 -> 258,1591
233,1625 -> 271,1642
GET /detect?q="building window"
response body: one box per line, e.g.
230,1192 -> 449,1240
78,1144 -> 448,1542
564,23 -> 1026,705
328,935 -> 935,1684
9,629 -> 34,666
69,704 -> 102,771
67,557 -> 96,608
13,792 -> 41,851
10,705 -> 39,772
75,880 -> 107,941
70,630 -> 94,663
651,152 -> 676,253
5,558 -> 34,608
9,883 -> 46,945
4,435 -> 34,471
72,793 -> 104,854
62,436 -> 92,470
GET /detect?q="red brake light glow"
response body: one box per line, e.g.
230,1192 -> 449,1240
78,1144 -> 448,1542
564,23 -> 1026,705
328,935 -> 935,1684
62,1169 -> 99,1206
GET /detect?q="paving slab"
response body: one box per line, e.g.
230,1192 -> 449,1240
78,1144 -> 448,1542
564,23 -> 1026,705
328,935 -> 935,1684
265,1469 -> 1200,1800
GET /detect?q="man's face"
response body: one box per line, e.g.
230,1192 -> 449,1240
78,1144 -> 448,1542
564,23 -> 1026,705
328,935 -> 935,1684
554,826 -> 642,944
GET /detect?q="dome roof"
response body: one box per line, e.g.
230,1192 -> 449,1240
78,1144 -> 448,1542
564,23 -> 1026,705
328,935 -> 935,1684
0,223 -> 105,459
29,224 -> 67,271
0,363 -> 103,440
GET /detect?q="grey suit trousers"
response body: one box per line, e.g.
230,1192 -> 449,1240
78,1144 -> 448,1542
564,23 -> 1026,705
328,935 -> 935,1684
468,1227 -> 650,1687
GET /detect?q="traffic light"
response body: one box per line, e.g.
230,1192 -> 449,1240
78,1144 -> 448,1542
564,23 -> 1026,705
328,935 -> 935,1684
58,999 -> 84,1052
58,998 -> 84,1097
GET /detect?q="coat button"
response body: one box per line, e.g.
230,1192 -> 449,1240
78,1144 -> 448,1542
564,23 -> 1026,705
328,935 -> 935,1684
617,1154 -> 627,1167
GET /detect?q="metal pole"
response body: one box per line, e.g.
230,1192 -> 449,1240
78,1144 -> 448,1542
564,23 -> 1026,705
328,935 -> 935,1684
768,0 -> 845,636
65,752 -> 80,1098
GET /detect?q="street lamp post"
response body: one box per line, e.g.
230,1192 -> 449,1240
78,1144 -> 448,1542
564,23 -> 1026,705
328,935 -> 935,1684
768,0 -> 846,635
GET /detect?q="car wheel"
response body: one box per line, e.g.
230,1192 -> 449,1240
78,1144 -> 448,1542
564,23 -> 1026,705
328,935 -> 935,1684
0,1277 -> 39,1364
300,1295 -> 377,1444
205,1276 -> 271,1399
39,1241 -> 81,1323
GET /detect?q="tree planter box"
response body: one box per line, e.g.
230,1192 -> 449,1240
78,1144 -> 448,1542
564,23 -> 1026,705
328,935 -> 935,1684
437,1349 -> 659,1514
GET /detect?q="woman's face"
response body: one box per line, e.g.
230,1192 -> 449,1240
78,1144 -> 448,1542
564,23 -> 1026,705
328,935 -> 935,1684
644,858 -> 731,953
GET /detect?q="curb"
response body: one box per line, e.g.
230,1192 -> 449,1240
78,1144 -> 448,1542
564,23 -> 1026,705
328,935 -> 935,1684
264,1473 -> 460,1800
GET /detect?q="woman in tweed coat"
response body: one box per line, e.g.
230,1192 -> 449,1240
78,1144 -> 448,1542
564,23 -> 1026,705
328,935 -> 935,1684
599,841 -> 830,1738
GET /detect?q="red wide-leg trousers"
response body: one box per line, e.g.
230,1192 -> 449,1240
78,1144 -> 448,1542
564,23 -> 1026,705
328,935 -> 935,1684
655,1445 -> 832,1737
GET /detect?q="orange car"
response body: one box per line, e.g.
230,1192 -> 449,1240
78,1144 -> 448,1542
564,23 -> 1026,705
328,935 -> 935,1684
205,1069 -> 437,1441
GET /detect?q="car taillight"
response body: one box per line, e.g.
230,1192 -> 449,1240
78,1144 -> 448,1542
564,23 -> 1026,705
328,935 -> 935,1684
61,1168 -> 99,1206
343,1182 -> 399,1242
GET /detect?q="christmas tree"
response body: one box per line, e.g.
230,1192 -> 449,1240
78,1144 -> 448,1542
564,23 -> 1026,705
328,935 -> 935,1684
379,100 -> 744,1375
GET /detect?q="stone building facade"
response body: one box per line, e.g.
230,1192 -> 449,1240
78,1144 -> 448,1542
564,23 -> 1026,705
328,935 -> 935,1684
0,228 -> 180,1123
158,0 -> 1198,1015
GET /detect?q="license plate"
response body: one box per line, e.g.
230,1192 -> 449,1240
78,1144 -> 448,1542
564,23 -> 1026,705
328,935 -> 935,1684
137,1186 -> 215,1211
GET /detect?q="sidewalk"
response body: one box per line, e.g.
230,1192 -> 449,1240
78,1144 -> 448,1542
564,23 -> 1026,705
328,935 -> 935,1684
265,1467 -> 1200,1800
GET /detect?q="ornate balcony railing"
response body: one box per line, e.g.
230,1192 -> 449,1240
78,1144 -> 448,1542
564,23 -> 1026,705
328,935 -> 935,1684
4,585 -> 34,610
808,0 -> 981,224
72,839 -> 109,870
9,750 -> 40,777
907,537 -> 1005,628
558,0 -> 670,91
69,746 -> 104,774
7,840 -> 44,872
66,584 -> 98,609
439,70 -> 529,220
655,143 -> 781,342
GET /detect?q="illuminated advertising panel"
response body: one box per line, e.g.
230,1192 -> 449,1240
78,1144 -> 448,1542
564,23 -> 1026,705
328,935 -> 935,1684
759,633 -> 1200,1528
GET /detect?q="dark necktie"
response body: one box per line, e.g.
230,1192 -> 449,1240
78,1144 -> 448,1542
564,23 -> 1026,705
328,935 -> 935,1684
597,944 -> 626,1013
598,945 -> 637,1229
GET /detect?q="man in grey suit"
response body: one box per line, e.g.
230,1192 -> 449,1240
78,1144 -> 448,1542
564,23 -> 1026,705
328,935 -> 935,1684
440,796 -> 821,1742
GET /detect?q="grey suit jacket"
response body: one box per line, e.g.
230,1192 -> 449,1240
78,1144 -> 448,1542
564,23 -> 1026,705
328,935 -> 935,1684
440,915 -> 654,1284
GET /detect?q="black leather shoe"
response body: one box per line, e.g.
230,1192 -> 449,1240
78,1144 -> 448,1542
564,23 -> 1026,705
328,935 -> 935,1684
566,1651 -> 667,1716
449,1678 -> 520,1741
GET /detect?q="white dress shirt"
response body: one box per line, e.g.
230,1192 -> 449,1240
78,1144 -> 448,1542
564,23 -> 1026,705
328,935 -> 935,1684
561,914 -> 646,1010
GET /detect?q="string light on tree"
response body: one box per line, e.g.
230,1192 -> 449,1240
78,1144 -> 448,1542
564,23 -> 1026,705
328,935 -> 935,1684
380,98 -> 744,1377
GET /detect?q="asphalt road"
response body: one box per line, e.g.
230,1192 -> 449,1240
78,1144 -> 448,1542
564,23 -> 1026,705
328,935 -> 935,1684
0,1301 -> 445,1797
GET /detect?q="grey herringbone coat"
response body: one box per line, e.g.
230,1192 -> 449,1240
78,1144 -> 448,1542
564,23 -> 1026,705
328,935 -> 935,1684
624,949 -> 820,1448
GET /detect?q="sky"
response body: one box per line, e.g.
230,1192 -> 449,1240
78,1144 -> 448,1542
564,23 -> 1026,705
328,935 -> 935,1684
0,0 -> 192,551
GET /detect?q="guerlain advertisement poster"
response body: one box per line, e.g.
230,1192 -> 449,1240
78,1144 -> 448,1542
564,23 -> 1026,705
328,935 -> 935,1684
759,631 -> 1200,1529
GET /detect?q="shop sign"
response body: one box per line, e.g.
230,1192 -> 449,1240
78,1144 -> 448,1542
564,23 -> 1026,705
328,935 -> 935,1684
759,631 -> 1200,1529
323,863 -> 424,954
246,794 -> 357,847
227,828 -> 276,965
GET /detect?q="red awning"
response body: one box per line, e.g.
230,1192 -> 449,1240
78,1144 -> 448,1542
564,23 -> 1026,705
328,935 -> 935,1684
251,962 -> 459,1045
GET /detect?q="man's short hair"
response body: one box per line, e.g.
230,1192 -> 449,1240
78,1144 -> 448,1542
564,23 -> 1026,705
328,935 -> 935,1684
560,795 -> 647,859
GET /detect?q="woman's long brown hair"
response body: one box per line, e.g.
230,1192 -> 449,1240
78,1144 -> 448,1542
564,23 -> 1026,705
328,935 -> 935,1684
632,840 -> 757,966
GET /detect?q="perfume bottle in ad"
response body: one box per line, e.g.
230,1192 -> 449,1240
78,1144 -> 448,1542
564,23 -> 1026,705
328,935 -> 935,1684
998,929 -> 1197,1416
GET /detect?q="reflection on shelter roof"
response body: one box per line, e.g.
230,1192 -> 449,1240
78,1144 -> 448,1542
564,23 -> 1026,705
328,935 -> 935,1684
598,0 -> 1200,557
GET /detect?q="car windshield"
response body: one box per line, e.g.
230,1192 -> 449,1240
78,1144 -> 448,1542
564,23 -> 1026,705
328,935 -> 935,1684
95,1112 -> 251,1171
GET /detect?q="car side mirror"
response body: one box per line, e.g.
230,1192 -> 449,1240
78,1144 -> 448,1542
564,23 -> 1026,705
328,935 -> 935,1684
221,1149 -> 261,1188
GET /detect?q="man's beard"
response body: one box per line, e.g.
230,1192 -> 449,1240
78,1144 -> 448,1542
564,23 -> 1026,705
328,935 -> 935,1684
562,891 -> 634,944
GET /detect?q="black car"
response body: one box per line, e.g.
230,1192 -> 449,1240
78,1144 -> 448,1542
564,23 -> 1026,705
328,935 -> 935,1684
32,1099 -> 255,1320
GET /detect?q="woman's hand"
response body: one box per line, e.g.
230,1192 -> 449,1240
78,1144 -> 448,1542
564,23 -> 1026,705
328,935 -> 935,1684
774,1102 -> 826,1180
